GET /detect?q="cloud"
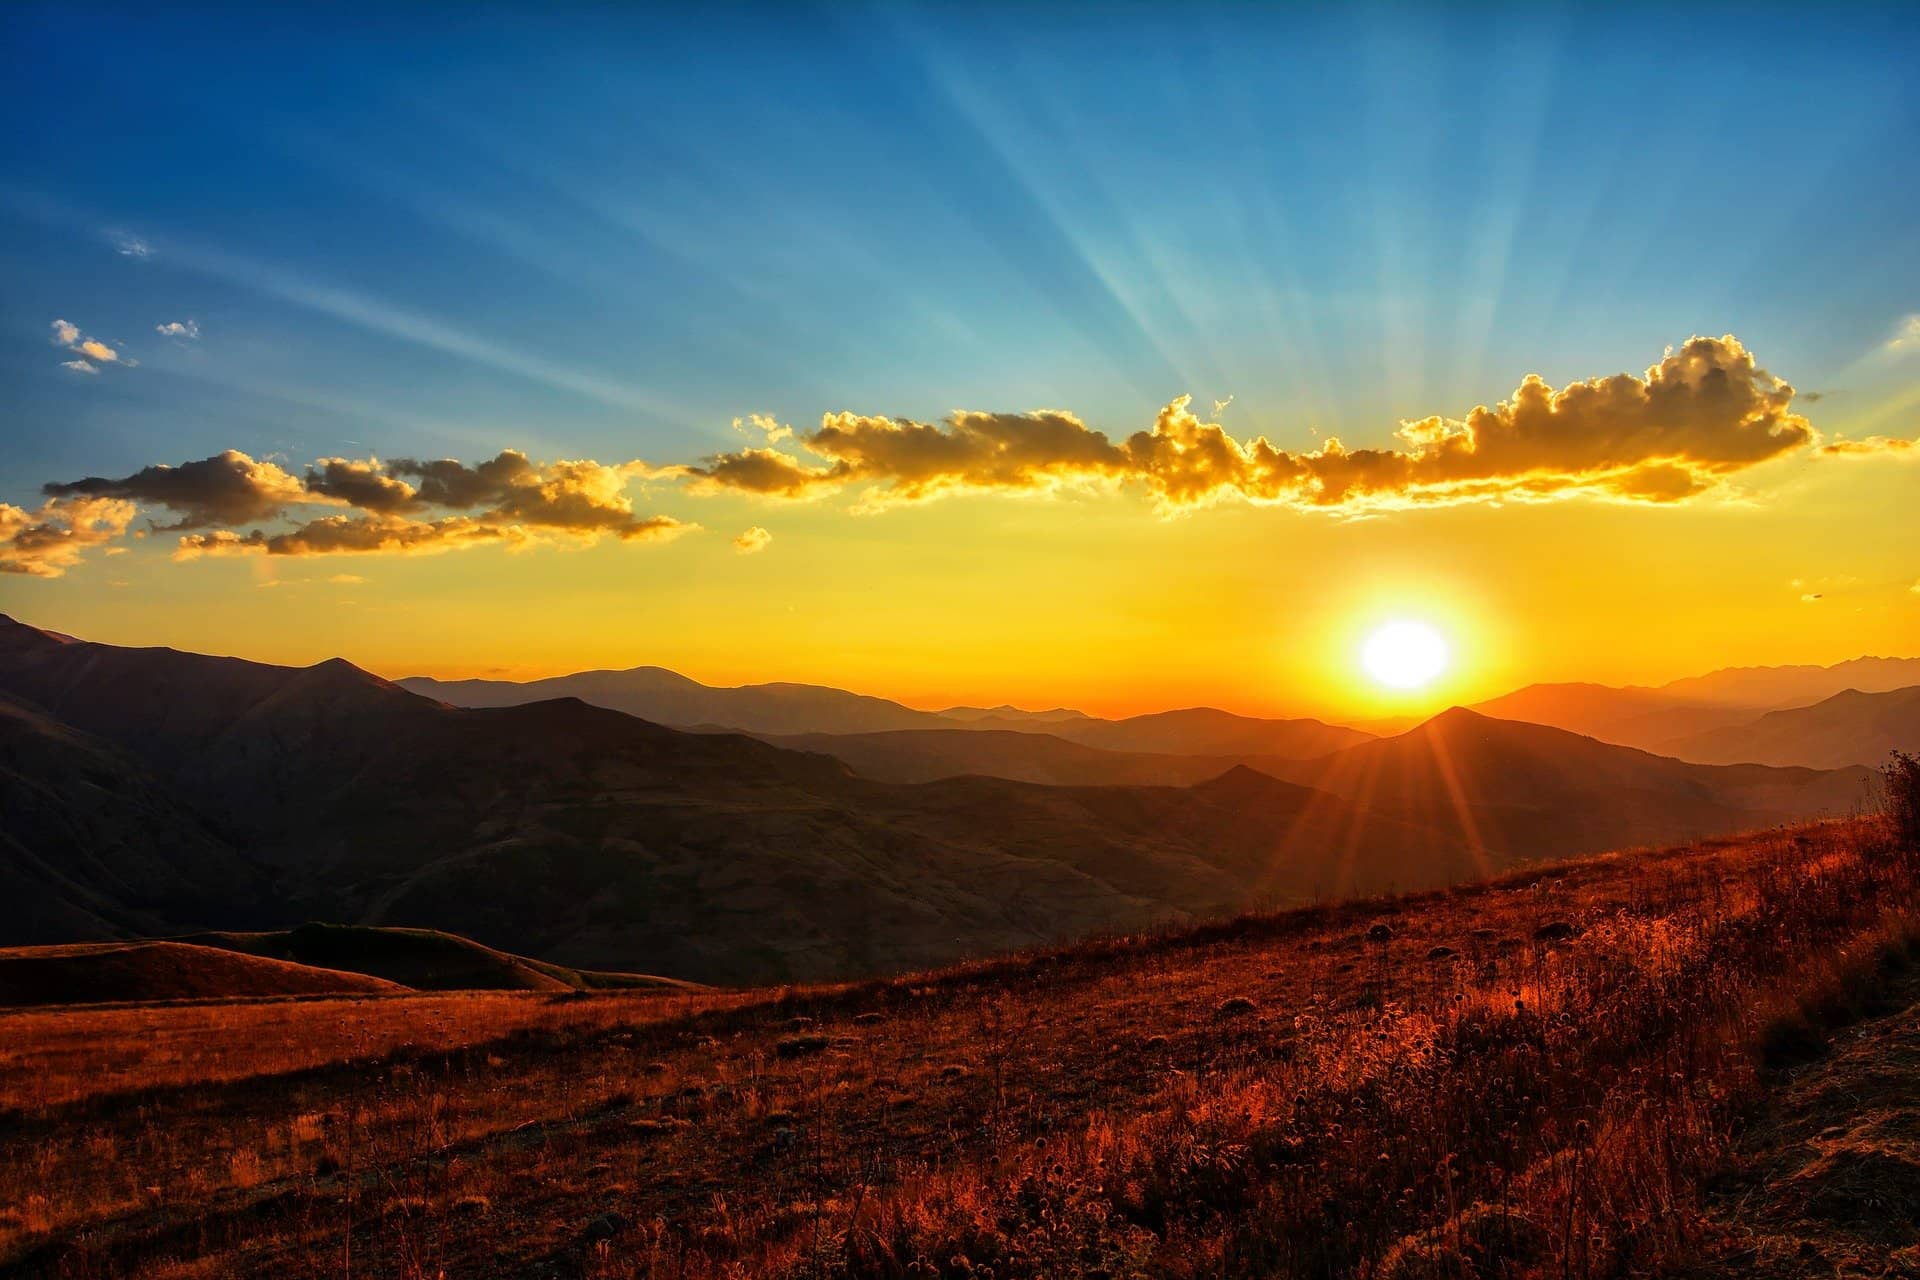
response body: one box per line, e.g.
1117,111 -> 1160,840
49,318 -> 134,369
686,337 -> 1817,512
60,360 -> 99,375
1801,592 -> 1824,603
110,232 -> 153,259
683,447 -> 841,498
734,413 -> 793,444
45,450 -> 309,530
156,320 -> 201,340
733,526 -> 772,555
176,510 -> 689,560
37,444 -> 698,573
1818,434 -> 1916,457
0,496 -> 137,577
1887,314 -> 1920,353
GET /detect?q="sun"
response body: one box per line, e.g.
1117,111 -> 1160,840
1361,620 -> 1450,690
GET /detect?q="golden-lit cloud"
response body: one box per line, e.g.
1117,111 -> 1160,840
14,337 -> 1893,580
35,448 -> 692,573
683,447 -> 842,498
688,336 -> 1818,512
0,496 -> 137,577
1818,434 -> 1917,457
48,317 -> 135,373
44,449 -> 309,529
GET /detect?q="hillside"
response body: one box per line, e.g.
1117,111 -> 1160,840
0,940 -> 405,1006
757,726 -> 1252,787
0,690 -> 266,944
1275,707 -> 1873,858
3,818 -> 1913,1277
1661,685 -> 1920,769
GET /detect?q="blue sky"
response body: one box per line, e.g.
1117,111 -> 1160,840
5,1 -> 1917,499
1,3 -> 1917,712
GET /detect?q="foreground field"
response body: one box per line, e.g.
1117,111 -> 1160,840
3,817 -> 1917,1278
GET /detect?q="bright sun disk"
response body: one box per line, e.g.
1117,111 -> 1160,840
1361,620 -> 1450,690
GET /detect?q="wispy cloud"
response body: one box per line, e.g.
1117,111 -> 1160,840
109,231 -> 153,259
60,360 -> 99,375
156,320 -> 201,340
1887,314 -> 1920,353
732,526 -> 772,555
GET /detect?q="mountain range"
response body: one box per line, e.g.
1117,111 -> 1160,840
0,614 -> 1896,984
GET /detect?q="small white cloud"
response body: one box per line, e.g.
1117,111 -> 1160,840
61,359 -> 99,375
156,320 -> 200,340
111,231 -> 153,259
49,318 -> 133,368
732,526 -> 772,555
1213,394 -> 1234,417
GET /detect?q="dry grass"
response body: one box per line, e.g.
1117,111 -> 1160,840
2,818 -> 1915,1279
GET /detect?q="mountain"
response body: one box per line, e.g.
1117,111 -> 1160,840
406,667 -> 1368,760
1468,683 -> 1751,751
1659,685 -> 1920,769
0,616 -> 1456,984
1657,657 -> 1920,708
936,704 -> 1089,723
1471,658 -> 1920,752
1275,707 -> 1873,858
399,666 -> 951,736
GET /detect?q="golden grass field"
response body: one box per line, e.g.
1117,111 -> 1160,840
4,816 -> 1918,1279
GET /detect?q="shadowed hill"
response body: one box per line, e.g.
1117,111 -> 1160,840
1661,685 -> 1920,769
180,923 -> 698,993
755,726 -> 1257,787
1276,707 -> 1873,858
0,940 -> 405,1006
0,690 -> 265,944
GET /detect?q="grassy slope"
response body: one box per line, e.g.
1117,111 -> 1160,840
2,817 -> 1916,1278
0,941 -> 404,1006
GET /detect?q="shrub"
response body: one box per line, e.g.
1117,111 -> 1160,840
1883,750 -> 1920,851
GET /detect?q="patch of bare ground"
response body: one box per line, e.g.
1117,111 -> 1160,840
1700,961 -> 1920,1278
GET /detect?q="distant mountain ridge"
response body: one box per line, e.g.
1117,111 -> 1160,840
403,668 -> 1371,760
1661,684 -> 1920,769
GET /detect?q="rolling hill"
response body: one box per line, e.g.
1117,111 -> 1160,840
1660,684 -> 1920,769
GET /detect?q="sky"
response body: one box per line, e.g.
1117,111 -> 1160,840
2,2 -> 1917,720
